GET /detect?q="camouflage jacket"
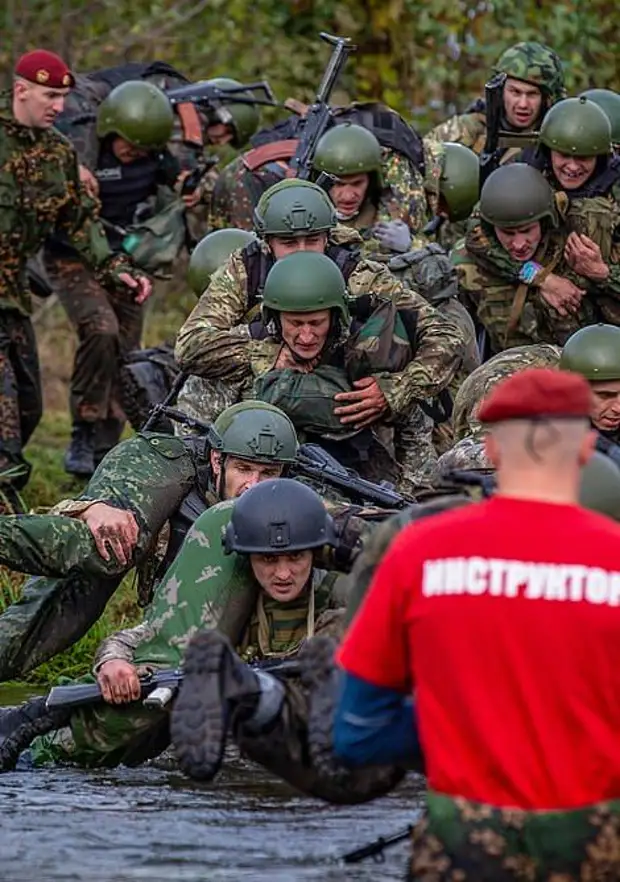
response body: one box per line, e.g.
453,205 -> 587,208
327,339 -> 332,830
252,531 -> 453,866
454,224 -> 599,354
0,91 -> 135,314
425,112 -> 488,154
175,227 -> 465,420
94,499 -> 346,671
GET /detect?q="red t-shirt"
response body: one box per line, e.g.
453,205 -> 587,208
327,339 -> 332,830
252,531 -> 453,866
338,496 -> 620,810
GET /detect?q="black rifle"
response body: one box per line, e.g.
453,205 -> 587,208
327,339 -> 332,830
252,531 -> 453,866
141,375 -> 189,432
166,80 -> 277,110
289,32 -> 357,186
46,657 -> 301,712
180,155 -> 219,196
343,825 -> 414,863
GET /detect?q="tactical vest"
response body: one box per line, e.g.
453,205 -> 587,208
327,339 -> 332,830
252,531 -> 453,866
241,239 -> 361,314
95,145 -> 163,244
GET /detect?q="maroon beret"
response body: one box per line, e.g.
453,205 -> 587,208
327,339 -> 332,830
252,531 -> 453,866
15,50 -> 74,89
478,367 -> 592,424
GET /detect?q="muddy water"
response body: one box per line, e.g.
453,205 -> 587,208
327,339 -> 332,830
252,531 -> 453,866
0,687 -> 424,882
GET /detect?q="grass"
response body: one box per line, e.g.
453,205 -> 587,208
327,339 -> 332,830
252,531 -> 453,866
0,268 -> 196,688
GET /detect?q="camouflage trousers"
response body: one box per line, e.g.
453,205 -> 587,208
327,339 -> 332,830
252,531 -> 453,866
0,309 -> 43,490
408,791 -> 620,880
44,254 -> 144,453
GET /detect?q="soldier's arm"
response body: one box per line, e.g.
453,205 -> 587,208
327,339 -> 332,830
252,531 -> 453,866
174,254 -> 257,380
424,113 -> 486,150
379,152 -> 430,242
93,622 -> 155,671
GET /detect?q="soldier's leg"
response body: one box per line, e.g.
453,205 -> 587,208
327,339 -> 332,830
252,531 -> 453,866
395,404 -> 438,497
0,311 -> 42,503
45,255 -> 121,477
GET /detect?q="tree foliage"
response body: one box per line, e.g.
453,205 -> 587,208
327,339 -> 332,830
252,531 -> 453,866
1,0 -> 618,130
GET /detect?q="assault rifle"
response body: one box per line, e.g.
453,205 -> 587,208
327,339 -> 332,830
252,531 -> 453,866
478,72 -> 539,191
343,824 -> 414,863
289,32 -> 357,186
166,79 -> 278,110
46,657 -> 301,712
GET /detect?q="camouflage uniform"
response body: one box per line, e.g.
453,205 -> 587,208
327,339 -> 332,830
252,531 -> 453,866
0,90 -> 138,490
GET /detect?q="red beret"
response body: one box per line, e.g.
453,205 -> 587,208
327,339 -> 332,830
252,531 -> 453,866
15,50 -> 74,89
478,367 -> 591,424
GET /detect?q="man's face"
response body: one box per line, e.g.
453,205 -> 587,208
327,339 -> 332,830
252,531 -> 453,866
550,152 -> 597,190
111,137 -> 150,164
250,550 -> 313,603
13,80 -> 69,128
503,78 -> 543,129
269,233 -> 328,260
280,309 -> 332,361
210,452 -> 283,499
206,122 -> 234,146
589,379 -> 620,432
329,173 -> 370,219
494,221 -> 542,261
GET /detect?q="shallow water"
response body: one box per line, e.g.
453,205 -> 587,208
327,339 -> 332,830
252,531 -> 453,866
0,687 -> 423,882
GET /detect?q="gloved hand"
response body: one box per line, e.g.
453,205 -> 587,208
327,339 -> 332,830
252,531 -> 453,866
372,220 -> 412,253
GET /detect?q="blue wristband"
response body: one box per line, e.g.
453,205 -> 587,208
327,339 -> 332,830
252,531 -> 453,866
518,260 -> 543,285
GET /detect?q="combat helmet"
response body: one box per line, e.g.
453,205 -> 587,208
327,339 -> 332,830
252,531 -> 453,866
579,452 -> 620,522
438,143 -> 480,222
313,122 -> 383,184
560,324 -> 620,381
539,96 -> 612,157
223,478 -> 337,554
188,228 -> 257,296
97,81 -> 174,149
254,179 -> 337,238
261,251 -> 350,326
479,163 -> 557,229
580,89 -> 620,147
209,401 -> 298,464
494,41 -> 566,104
205,77 -> 259,148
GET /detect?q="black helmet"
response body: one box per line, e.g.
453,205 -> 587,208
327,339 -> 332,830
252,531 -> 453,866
223,478 -> 337,554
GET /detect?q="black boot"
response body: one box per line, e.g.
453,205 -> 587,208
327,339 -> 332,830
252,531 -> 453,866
64,422 -> 96,478
0,696 -> 70,771
171,631 -> 282,782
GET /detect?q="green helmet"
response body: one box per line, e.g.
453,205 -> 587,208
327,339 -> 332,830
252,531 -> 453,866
254,179 -> 337,238
579,452 -> 620,522
479,163 -> 557,229
560,324 -> 620,381
579,89 -> 620,146
313,123 -> 382,178
205,77 -> 259,148
494,41 -> 566,103
223,478 -> 337,554
97,81 -> 174,149
540,97 -> 612,157
439,143 -> 480,222
209,401 -> 298,464
188,228 -> 257,296
261,252 -> 350,325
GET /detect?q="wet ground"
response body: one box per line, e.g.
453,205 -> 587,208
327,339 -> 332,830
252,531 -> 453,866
0,687 -> 424,882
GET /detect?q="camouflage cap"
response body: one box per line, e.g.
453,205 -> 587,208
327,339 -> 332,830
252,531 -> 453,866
560,323 -> 620,381
254,179 -> 337,238
261,251 -> 350,325
223,478 -> 337,554
580,89 -> 620,146
494,41 -> 566,103
209,401 -> 298,464
479,163 -> 557,229
188,228 -> 257,296
540,96 -> 612,157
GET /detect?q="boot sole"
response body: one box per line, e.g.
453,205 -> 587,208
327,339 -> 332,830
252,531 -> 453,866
171,631 -> 230,782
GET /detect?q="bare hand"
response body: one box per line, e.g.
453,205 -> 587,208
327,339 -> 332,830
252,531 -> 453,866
273,345 -> 316,373
538,273 -> 585,317
564,232 -> 610,282
333,377 -> 389,429
79,165 -> 99,199
97,660 -> 141,705
118,272 -> 153,305
79,502 -> 139,565
176,170 -> 202,208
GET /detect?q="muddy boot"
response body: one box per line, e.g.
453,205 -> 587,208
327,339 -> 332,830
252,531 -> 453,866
171,631 -> 284,782
0,696 -> 70,771
64,421 -> 96,478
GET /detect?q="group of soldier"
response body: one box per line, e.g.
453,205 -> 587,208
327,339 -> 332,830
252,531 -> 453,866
1,34 -> 620,880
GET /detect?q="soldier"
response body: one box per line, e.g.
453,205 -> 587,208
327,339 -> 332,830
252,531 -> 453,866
0,401 -> 299,682
580,88 -> 620,152
311,122 -> 430,256
42,80 -> 187,477
455,163 -> 606,356
175,178 -> 465,437
0,50 -> 151,507
426,41 -> 565,156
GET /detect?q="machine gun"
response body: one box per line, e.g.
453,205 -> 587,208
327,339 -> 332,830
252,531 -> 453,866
166,79 -> 278,110
342,825 -> 414,863
289,32 -> 357,187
